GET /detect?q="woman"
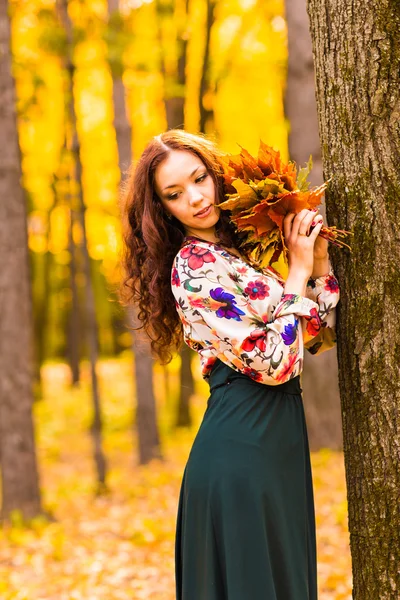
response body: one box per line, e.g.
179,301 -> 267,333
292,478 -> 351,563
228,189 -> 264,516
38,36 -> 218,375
122,129 -> 340,600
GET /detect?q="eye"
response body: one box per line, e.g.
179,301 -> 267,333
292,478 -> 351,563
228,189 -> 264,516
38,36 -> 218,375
168,192 -> 180,200
196,173 -> 208,183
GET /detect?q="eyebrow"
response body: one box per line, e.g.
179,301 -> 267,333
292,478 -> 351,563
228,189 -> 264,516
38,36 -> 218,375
162,166 -> 203,192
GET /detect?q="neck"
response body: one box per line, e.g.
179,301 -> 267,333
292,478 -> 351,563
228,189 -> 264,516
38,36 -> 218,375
184,227 -> 219,244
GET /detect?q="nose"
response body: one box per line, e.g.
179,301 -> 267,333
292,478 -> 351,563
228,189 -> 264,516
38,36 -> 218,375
187,184 -> 203,205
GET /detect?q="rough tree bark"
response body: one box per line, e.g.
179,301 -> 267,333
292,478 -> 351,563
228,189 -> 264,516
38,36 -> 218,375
307,1 -> 400,596
58,0 -> 107,490
107,0 -> 161,463
284,0 -> 342,450
0,0 -> 42,520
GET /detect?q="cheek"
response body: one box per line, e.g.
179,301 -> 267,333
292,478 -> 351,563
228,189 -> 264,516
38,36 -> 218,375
206,179 -> 216,198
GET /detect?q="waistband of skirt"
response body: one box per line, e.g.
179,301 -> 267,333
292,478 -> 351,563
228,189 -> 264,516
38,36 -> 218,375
208,358 -> 302,396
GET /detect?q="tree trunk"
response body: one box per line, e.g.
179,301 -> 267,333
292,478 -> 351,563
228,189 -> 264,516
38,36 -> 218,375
307,1 -> 400,596
155,0 -> 195,425
156,0 -> 189,129
67,205 -> 81,385
107,0 -> 161,464
175,343 -> 193,428
32,248 -> 52,391
199,0 -> 216,134
130,307 -> 162,464
58,0 -> 107,491
284,0 -> 342,450
0,0 -> 42,520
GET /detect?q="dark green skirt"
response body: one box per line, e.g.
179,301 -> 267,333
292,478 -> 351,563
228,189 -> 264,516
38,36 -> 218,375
175,359 -> 317,600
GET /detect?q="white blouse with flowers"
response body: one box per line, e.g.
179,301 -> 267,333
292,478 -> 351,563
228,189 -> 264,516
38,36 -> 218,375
171,236 -> 340,386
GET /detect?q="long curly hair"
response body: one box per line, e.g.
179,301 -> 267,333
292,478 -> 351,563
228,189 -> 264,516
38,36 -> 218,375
121,129 -> 239,364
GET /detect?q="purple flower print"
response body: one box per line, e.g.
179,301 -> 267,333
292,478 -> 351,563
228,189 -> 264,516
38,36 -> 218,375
281,319 -> 298,345
210,287 -> 246,321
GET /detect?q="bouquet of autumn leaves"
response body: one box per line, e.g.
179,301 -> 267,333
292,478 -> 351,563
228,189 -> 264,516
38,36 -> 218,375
218,141 -> 351,269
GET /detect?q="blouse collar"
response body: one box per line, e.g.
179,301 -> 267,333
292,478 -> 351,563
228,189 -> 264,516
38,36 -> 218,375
181,235 -> 285,283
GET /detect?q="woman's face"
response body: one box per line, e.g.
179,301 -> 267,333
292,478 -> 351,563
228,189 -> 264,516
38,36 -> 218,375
154,150 -> 220,240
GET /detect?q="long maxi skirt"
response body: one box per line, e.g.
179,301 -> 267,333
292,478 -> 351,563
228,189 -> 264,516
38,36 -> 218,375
175,358 -> 317,600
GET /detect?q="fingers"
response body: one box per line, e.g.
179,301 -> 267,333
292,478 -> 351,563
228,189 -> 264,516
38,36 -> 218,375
283,212 -> 296,241
284,208 -> 325,242
291,209 -> 317,237
308,213 -> 324,235
309,218 -> 324,241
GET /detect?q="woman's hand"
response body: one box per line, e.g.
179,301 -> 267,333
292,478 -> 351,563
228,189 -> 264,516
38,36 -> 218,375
283,209 -> 324,280
307,210 -> 332,278
309,210 -> 328,260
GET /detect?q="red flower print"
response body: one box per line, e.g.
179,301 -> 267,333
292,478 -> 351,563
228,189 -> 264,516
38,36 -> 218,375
243,367 -> 263,382
188,296 -> 206,309
244,279 -> 270,300
304,307 -> 321,337
241,329 -> 267,353
324,275 -> 339,293
276,353 -> 298,383
203,357 -> 216,376
236,266 -> 248,275
171,267 -> 180,287
181,246 -> 216,270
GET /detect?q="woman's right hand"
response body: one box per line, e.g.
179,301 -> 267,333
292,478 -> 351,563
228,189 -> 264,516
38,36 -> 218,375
282,209 -> 323,295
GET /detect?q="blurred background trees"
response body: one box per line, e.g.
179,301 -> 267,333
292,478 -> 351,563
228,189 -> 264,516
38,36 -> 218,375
2,0 -> 338,511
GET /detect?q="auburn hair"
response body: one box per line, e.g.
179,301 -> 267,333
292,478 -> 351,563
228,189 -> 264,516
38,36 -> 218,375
121,129 -> 240,363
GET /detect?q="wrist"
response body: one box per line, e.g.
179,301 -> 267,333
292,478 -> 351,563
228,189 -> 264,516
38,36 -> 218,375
311,256 -> 330,279
284,269 -> 309,297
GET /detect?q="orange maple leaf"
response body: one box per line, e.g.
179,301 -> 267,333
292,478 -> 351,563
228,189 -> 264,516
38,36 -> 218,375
218,141 -> 352,268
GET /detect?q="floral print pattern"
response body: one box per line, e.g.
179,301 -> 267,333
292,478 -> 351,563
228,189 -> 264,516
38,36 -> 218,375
325,275 -> 340,294
244,279 -> 270,300
180,245 -> 216,270
171,268 -> 180,287
171,236 -> 340,385
209,288 -> 246,320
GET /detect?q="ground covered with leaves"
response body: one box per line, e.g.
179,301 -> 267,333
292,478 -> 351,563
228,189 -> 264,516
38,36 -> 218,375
0,359 -> 352,599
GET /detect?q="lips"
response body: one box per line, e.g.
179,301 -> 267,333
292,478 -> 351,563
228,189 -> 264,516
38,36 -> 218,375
195,205 -> 212,216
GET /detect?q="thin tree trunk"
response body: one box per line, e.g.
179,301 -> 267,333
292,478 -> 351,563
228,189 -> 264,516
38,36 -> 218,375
32,248 -> 52,391
108,0 -> 161,464
284,0 -> 342,450
175,343 -> 193,427
155,0 -> 194,425
67,205 -> 81,385
58,0 -> 107,490
199,0 -> 216,134
307,0 -> 400,596
0,0 -> 42,520
130,308 -> 162,463
156,0 -> 189,129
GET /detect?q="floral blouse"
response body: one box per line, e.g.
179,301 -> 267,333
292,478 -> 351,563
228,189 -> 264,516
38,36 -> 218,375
171,235 -> 340,386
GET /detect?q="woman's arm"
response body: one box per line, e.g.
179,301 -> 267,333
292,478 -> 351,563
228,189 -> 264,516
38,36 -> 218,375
172,243 -> 322,385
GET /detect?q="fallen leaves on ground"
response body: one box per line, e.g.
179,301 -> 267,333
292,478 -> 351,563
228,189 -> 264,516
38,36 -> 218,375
0,359 -> 352,599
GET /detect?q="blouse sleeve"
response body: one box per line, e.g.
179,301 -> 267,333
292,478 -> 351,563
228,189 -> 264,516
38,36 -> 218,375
303,270 -> 340,355
172,244 -> 327,385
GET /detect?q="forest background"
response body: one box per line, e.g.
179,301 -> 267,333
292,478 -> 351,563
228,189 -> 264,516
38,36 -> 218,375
1,0 -> 352,598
